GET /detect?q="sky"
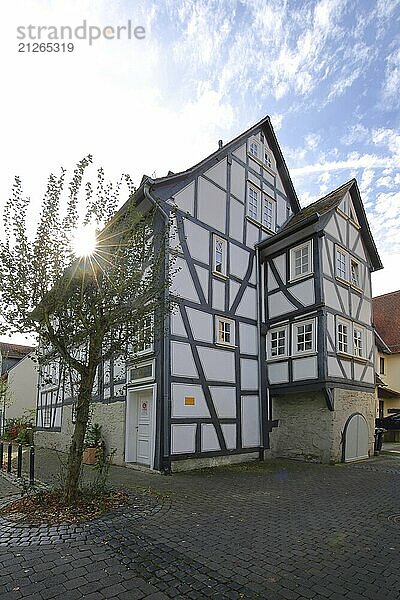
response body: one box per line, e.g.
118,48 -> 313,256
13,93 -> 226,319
0,0 -> 399,344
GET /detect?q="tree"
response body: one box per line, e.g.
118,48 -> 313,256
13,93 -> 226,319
0,157 -> 171,502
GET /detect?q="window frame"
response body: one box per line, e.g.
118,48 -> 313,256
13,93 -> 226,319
292,318 -> 316,356
247,136 -> 276,172
267,325 -> 289,360
335,246 -> 348,281
215,316 -> 236,347
380,357 -> 385,375
128,359 -> 155,385
212,234 -> 227,278
247,183 -> 260,221
289,240 -> 313,282
336,317 -> 351,356
262,195 -> 276,232
135,314 -> 154,356
353,325 -> 365,359
350,258 -> 361,289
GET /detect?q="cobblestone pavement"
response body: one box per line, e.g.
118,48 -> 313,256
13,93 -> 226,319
1,452 -> 400,599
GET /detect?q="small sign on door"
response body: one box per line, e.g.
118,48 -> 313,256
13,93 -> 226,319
141,401 -> 148,415
184,396 -> 195,406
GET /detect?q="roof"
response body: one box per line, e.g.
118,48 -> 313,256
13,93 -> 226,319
373,290 -> 400,353
257,179 -> 382,271
150,115 -> 301,215
375,330 -> 391,354
284,179 -> 354,228
0,342 -> 34,359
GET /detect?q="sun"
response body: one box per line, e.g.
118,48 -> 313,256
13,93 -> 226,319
71,224 -> 97,258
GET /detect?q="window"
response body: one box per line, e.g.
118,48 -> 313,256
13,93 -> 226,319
264,148 -> 273,170
249,140 -> 260,159
135,315 -> 153,355
129,360 -> 154,384
290,241 -> 313,280
262,197 -> 275,231
353,327 -> 364,358
337,319 -> 349,354
43,406 -> 52,428
350,259 -> 360,288
336,247 -> 348,280
247,186 -> 259,220
213,235 -> 227,276
380,357 -> 385,375
216,316 -> 235,346
268,327 -> 288,358
293,320 -> 315,354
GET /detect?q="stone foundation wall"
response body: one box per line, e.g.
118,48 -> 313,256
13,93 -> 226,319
269,388 -> 376,464
35,400 -> 127,465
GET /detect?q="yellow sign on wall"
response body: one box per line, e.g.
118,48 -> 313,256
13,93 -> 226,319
184,396 -> 195,406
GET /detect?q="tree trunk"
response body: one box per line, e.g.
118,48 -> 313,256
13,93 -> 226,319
63,366 -> 97,503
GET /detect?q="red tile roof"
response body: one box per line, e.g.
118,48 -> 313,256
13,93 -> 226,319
373,290 -> 400,353
0,342 -> 34,358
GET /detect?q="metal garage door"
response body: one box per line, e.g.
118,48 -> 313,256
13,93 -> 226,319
342,413 -> 369,462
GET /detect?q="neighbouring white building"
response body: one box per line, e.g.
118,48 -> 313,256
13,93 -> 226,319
34,116 -> 382,470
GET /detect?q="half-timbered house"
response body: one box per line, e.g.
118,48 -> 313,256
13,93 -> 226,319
35,116 -> 382,470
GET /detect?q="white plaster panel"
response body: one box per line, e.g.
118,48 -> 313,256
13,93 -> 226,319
363,365 -> 374,384
171,383 -> 210,418
325,214 -> 341,241
246,221 -> 259,248
173,181 -> 195,215
113,356 -> 125,380
267,265 -> 279,291
198,177 -> 226,233
231,161 -> 245,201
240,358 -> 258,390
232,144 -> 246,162
328,356 -> 344,378
292,356 -> 318,380
353,362 -> 365,382
171,341 -> 198,378
366,329 -> 373,357
268,361 -> 289,384
197,347 -> 235,382
172,257 -> 200,302
323,280 -> 342,311
249,257 -> 257,285
359,299 -> 372,326
342,358 -> 352,378
349,224 -> 357,253
322,239 -> 331,275
276,198 -> 287,228
221,423 -> 236,450
171,309 -> 186,336
54,407 -> 62,428
236,287 -> 257,320
210,386 -> 236,418
273,254 -> 286,282
186,307 -> 213,343
248,158 -> 261,174
248,170 -> 261,186
263,171 -> 275,186
171,424 -> 196,454
204,158 -> 227,189
201,424 -> 220,451
336,213 -> 347,243
268,291 -> 296,318
184,219 -> 210,264
241,396 -> 260,447
195,265 -> 209,303
229,280 -> 240,309
229,198 -> 245,242
239,323 -> 258,355
275,172 -> 285,195
213,278 -> 226,311
113,384 -> 125,398
338,284 -> 349,314
351,292 -> 361,320
354,236 -> 367,261
289,280 -> 315,306
229,244 -> 250,280
327,312 -> 335,351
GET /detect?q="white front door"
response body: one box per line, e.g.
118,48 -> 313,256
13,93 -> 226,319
125,388 -> 153,466
136,390 -> 152,465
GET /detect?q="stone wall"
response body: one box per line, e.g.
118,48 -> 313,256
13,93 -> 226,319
35,400 -> 127,465
269,388 -> 376,463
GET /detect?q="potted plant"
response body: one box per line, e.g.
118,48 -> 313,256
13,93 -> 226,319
82,423 -> 106,465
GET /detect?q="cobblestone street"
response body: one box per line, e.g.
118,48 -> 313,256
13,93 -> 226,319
1,452 -> 400,599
